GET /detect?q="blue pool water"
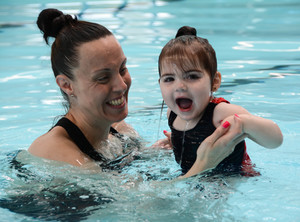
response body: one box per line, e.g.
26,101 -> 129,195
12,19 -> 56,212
0,0 -> 300,221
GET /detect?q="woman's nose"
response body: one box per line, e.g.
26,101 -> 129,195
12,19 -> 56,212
113,74 -> 128,92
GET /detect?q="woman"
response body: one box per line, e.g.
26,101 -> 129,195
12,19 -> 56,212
28,8 -> 246,177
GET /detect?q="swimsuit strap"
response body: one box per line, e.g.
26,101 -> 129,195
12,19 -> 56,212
54,117 -> 114,163
168,111 -> 177,127
168,103 -> 215,129
109,126 -> 123,140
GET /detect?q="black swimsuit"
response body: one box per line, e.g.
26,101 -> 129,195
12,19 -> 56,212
54,117 -> 138,169
169,102 -> 246,174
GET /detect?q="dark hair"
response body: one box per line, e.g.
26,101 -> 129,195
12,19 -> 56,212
37,8 -> 112,107
158,26 -> 217,87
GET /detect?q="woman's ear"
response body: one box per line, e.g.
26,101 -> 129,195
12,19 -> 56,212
56,75 -> 74,96
212,71 -> 222,92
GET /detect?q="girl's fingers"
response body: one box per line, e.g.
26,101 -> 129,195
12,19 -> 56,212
163,130 -> 171,139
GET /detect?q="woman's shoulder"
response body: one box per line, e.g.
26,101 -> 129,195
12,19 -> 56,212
28,126 -> 89,166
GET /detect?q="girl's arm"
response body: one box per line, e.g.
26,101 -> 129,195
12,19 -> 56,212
232,113 -> 282,148
214,103 -> 283,149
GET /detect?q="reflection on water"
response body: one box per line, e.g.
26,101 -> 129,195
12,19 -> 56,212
233,41 -> 300,52
0,151 -> 115,221
0,24 -> 24,29
0,187 -> 113,222
0,150 -> 250,222
259,64 -> 300,74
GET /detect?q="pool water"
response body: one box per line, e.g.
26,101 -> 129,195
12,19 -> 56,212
0,0 -> 300,221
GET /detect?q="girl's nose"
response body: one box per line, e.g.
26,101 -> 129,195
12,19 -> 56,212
175,80 -> 187,92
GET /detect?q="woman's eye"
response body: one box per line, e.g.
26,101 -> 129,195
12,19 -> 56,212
96,76 -> 109,83
120,67 -> 128,76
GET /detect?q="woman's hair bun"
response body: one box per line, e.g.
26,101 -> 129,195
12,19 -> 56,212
175,26 -> 197,38
37,8 -> 76,44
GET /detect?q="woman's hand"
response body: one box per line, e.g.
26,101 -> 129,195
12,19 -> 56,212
181,114 -> 246,178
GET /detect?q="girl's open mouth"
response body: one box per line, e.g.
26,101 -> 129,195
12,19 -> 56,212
176,98 -> 193,112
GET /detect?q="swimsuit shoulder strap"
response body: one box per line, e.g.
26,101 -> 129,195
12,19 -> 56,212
168,111 -> 177,128
201,97 -> 230,122
54,117 -> 106,162
109,126 -> 123,139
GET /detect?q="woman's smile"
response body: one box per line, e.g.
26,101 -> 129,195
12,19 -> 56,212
107,95 -> 126,108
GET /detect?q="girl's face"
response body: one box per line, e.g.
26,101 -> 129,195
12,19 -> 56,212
159,59 -> 213,122
71,35 -> 131,125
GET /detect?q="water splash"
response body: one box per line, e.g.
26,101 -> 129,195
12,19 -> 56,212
156,100 -> 165,141
179,121 -> 190,166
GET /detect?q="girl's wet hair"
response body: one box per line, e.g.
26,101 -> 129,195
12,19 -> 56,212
175,26 -> 197,38
158,26 -> 217,87
37,8 -> 112,108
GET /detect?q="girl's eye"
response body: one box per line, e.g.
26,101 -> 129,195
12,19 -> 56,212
187,74 -> 200,80
185,72 -> 202,80
161,76 -> 174,82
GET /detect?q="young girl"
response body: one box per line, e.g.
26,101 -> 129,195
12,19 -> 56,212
158,26 -> 283,175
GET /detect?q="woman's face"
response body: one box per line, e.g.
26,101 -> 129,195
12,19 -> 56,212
72,35 -> 131,125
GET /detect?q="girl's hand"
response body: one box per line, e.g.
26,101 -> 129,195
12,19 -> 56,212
151,130 -> 172,149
